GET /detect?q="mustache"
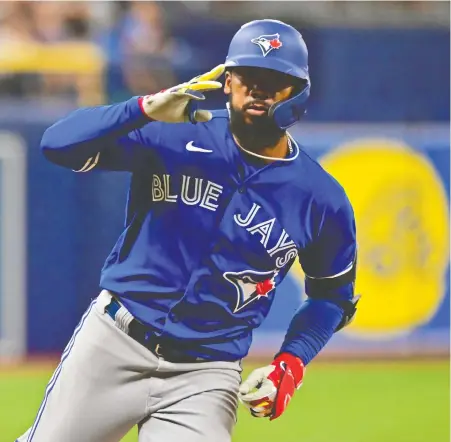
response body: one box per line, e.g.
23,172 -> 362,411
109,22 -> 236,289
242,101 -> 271,112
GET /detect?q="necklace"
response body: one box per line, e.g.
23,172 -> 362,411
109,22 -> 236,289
235,136 -> 297,162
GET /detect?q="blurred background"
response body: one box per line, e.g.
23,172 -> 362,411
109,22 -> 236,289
0,1 -> 449,441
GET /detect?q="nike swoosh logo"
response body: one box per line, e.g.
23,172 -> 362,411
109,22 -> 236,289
186,141 -> 213,153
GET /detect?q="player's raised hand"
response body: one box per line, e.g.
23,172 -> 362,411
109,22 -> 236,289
238,353 -> 305,420
139,64 -> 225,124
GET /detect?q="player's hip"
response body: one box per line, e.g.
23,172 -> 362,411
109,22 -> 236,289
95,290 -> 244,370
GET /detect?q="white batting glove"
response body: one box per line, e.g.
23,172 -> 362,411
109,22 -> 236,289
238,353 -> 305,420
139,64 -> 225,124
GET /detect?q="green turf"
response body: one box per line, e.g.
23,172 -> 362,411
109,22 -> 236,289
1,360 -> 448,442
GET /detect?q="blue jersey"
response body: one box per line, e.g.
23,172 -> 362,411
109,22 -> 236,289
41,97 -> 357,362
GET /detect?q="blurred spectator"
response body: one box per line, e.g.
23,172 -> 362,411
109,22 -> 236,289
30,2 -> 92,100
98,2 -> 183,100
0,2 -> 40,97
31,2 -> 67,43
31,2 -> 91,42
0,0 -> 447,103
0,2 -> 36,43
0,1 -> 105,104
117,2 -> 177,96
119,2 -> 171,57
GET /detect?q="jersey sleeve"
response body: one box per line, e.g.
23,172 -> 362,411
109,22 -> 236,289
299,194 -> 357,302
40,97 -> 190,172
277,195 -> 357,365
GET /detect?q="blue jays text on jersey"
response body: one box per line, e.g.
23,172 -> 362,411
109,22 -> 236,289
40,97 -> 357,363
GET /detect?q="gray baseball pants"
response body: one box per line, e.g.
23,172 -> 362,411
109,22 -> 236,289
16,290 -> 242,442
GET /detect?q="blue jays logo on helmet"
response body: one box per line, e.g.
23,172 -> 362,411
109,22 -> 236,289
251,33 -> 283,57
224,269 -> 278,313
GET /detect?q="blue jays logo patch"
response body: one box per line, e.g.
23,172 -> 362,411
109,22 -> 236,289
224,270 -> 278,313
251,34 -> 283,57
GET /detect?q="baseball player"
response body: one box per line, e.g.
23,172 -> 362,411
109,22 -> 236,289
17,19 -> 358,442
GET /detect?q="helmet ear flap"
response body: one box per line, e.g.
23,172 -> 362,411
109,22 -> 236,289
269,82 -> 311,130
290,78 -> 309,98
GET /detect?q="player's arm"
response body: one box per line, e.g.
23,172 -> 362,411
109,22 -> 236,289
280,195 -> 358,361
239,195 -> 358,420
40,65 -> 225,172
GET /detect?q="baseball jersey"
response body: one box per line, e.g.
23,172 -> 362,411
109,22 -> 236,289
41,97 -> 357,362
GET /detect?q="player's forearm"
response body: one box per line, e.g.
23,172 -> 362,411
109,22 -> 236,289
40,97 -> 149,170
278,298 -> 344,365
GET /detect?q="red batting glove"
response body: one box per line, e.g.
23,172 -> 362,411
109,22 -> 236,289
238,352 -> 305,420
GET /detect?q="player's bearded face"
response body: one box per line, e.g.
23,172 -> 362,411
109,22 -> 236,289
225,68 -> 295,151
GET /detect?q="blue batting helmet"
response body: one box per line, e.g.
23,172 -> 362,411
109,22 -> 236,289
224,19 -> 310,130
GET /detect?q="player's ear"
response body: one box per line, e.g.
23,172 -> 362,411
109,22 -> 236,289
224,70 -> 232,95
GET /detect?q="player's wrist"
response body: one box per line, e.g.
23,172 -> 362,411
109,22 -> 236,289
272,352 -> 305,388
138,96 -> 156,121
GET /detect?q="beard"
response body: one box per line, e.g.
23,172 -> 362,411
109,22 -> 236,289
228,97 -> 285,152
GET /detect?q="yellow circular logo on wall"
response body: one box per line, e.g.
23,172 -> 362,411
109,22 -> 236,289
301,139 -> 449,337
